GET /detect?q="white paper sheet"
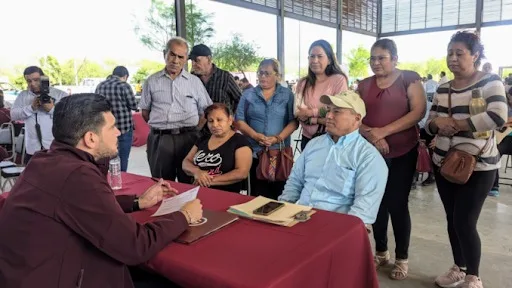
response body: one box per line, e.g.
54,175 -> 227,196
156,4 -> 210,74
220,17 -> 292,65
151,186 -> 200,217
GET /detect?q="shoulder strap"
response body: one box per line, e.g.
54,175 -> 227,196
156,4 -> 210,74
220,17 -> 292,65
448,82 -> 492,156
448,83 -> 453,117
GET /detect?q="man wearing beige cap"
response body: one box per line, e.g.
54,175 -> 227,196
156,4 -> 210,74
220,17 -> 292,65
279,91 -> 388,224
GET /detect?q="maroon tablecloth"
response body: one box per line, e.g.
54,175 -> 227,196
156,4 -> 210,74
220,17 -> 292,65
120,173 -> 379,288
132,112 -> 149,147
0,173 -> 378,287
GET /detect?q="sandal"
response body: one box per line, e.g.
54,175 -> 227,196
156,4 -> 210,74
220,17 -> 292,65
374,251 -> 390,270
390,259 -> 408,280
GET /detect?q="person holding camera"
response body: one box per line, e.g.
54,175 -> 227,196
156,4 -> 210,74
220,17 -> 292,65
11,66 -> 67,164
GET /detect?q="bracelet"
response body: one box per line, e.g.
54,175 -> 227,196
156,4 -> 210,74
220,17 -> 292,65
182,209 -> 193,224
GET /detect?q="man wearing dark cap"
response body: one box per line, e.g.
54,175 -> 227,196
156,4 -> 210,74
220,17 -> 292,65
95,66 -> 137,171
190,44 -> 241,113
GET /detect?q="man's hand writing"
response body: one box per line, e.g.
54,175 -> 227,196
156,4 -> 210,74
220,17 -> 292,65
138,179 -> 178,209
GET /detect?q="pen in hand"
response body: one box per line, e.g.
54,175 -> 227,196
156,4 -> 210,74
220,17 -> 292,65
150,177 -> 178,196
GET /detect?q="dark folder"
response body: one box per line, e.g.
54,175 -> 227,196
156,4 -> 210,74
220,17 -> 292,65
176,210 -> 239,244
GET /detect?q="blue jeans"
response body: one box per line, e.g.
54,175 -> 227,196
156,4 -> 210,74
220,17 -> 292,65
118,128 -> 133,172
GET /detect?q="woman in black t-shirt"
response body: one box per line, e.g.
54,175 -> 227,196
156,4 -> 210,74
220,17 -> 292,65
182,103 -> 252,193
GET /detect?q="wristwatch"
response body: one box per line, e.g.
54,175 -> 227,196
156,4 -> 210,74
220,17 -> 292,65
132,197 -> 141,212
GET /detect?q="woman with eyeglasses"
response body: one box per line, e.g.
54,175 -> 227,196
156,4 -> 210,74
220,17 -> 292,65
357,38 -> 427,280
295,40 -> 348,151
235,59 -> 298,200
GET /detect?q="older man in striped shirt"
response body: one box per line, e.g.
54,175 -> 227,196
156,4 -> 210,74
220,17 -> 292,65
140,37 -> 213,183
190,44 -> 241,113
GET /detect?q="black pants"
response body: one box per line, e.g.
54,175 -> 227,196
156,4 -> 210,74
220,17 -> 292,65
249,157 -> 286,200
492,135 -> 512,190
24,154 -> 33,165
372,146 -> 418,260
146,131 -> 198,183
434,168 -> 495,276
129,266 -> 180,288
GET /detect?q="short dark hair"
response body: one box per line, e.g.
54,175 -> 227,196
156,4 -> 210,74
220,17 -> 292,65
427,74 -> 433,80
53,93 -> 112,147
204,103 -> 231,118
441,71 -> 446,76
233,76 -> 240,81
112,66 -> 129,78
449,31 -> 485,67
241,78 -> 249,83
0,95 -> 4,109
23,66 -> 44,77
372,38 -> 398,59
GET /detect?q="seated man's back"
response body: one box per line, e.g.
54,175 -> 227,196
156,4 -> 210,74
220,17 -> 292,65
0,93 -> 202,288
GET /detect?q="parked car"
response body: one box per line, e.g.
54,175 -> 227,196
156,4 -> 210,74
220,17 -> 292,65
0,82 -> 21,107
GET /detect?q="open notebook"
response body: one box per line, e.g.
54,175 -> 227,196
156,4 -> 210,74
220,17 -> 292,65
227,196 -> 314,227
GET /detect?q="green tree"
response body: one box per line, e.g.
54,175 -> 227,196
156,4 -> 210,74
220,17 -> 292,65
214,34 -> 262,78
132,60 -> 165,84
398,58 -> 451,80
345,46 -> 370,78
134,0 -> 214,51
60,59 -> 109,85
39,55 -> 63,85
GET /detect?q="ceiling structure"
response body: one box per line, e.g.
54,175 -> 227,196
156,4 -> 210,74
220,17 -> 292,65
173,0 -> 512,71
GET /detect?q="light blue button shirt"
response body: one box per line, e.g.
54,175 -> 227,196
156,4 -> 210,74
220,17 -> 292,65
278,130 -> 388,224
418,100 -> 433,129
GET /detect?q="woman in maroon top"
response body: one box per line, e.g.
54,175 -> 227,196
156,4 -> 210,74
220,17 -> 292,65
358,39 -> 426,280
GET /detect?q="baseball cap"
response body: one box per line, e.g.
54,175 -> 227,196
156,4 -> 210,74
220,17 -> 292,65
189,44 -> 212,60
320,90 -> 366,118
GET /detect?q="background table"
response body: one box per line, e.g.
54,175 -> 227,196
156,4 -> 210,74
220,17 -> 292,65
120,173 -> 379,288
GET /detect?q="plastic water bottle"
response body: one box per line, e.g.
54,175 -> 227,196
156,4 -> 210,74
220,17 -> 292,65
108,156 -> 122,190
469,89 -> 491,139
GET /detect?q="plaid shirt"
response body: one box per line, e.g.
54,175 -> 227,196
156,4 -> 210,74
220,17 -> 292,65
195,64 -> 241,112
95,76 -> 137,134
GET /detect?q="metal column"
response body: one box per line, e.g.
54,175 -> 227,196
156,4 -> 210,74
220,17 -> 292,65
475,0 -> 483,35
277,0 -> 285,77
175,0 -> 187,39
336,0 -> 343,63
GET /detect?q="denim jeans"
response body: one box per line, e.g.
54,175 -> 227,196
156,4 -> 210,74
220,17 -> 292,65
118,128 -> 133,172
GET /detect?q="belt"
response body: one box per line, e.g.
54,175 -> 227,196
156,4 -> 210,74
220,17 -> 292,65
151,127 -> 197,135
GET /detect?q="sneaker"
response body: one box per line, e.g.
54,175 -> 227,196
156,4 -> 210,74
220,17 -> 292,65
435,265 -> 466,288
457,275 -> 483,288
488,189 -> 499,197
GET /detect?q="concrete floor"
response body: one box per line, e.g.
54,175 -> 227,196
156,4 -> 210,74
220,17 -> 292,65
127,142 -> 512,288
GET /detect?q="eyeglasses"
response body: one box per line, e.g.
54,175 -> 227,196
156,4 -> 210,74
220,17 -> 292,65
368,55 -> 390,63
257,71 -> 276,77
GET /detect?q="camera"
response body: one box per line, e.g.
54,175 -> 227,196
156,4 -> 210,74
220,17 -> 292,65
40,76 -> 52,104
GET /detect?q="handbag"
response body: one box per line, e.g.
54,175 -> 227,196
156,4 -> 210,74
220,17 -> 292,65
439,84 -> 492,184
256,140 -> 294,182
416,140 -> 432,173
